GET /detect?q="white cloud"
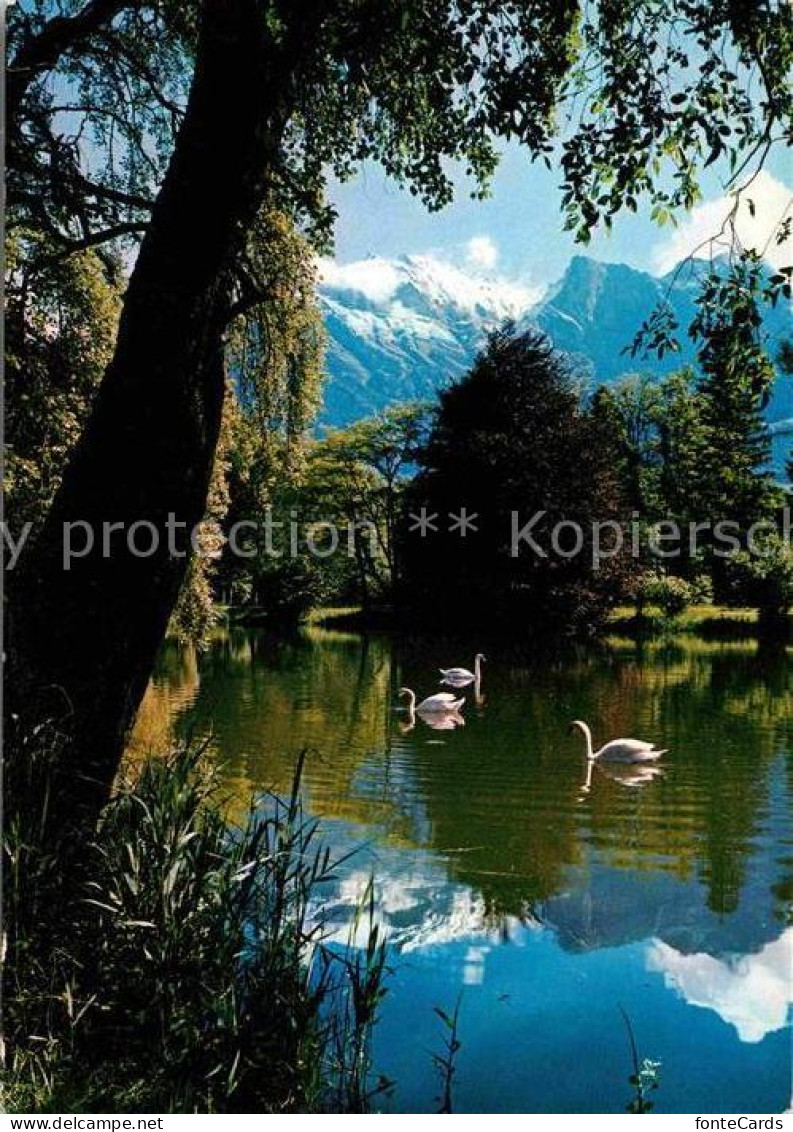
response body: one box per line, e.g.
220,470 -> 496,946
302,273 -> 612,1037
466,235 -> 499,271
317,256 -> 403,303
646,929 -> 793,1044
653,170 -> 793,274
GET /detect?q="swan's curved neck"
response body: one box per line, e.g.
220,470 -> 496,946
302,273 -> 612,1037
403,689 -> 416,715
579,722 -> 595,760
474,655 -> 482,681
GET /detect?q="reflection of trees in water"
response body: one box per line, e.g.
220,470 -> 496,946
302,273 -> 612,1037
128,640 -> 200,762
654,651 -> 790,917
134,624 -> 414,837
771,876 -> 793,926
130,628 -> 792,950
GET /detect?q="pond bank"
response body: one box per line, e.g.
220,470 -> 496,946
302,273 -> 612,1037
292,603 -> 793,643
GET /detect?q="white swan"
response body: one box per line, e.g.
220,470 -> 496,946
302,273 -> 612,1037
570,719 -> 667,764
439,653 -> 485,687
400,687 -> 465,715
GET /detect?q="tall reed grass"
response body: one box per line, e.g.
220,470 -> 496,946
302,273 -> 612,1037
3,738 -> 388,1113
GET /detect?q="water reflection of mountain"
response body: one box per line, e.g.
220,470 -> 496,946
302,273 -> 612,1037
317,763 -> 791,961
322,866 -> 512,957
317,854 -> 792,1044
535,760 -> 791,960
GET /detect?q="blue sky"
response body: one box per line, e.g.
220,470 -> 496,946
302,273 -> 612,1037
328,142 -> 792,290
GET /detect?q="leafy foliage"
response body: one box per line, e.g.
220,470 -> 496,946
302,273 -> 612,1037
695,282 -> 779,590
4,232 -> 121,533
229,209 -> 326,444
218,403 -> 431,620
591,375 -> 665,516
9,1 -> 791,260
629,238 -> 792,365
4,208 -> 324,645
302,404 -> 432,603
726,533 -> 793,632
593,346 -> 782,601
168,389 -> 238,646
635,572 -> 694,619
8,0 -> 792,643
172,211 -> 324,641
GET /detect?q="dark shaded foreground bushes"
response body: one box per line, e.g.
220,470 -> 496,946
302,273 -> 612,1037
3,737 -> 388,1113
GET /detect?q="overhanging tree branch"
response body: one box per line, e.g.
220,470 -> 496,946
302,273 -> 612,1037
74,172 -> 154,213
47,222 -> 150,260
8,0 -> 142,119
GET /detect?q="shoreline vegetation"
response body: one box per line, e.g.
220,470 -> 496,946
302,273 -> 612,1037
230,603 -> 793,645
212,330 -> 792,650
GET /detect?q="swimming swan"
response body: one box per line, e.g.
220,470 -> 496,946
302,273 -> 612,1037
570,719 -> 667,764
439,653 -> 485,687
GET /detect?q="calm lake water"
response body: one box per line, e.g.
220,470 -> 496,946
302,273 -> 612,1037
131,622 -> 793,1114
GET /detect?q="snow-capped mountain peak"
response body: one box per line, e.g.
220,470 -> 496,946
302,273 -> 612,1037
319,253 -> 540,322
317,252 -> 791,478
317,252 -> 542,424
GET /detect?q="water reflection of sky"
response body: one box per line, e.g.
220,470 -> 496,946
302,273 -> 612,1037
647,932 -> 792,1044
318,826 -> 792,1040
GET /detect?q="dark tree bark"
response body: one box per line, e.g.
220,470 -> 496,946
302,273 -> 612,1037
8,0 -> 291,831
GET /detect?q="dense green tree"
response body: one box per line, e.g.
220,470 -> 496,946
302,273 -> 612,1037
594,351 -> 782,594
654,370 -> 709,544
401,328 -> 628,634
727,534 -> 793,636
690,258 -> 780,592
201,211 -> 326,630
775,338 -> 793,485
590,375 -> 664,516
218,403 -> 431,619
4,234 -> 121,533
302,404 -> 432,604
8,0 -> 793,825
5,212 -> 323,650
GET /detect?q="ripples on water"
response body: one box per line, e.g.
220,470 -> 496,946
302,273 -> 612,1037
131,625 -> 793,1113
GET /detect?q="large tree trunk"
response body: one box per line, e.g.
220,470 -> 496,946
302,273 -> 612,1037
8,0 -> 284,831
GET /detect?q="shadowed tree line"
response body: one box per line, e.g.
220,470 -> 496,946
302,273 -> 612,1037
221,320 -> 792,639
